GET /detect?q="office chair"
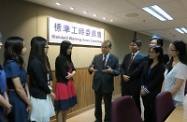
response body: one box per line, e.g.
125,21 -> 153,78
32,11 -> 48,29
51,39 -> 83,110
111,96 -> 142,122
155,91 -> 175,122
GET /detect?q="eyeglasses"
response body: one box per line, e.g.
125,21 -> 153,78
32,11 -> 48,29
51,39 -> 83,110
168,48 -> 176,51
44,46 -> 49,48
129,44 -> 137,47
149,51 -> 156,53
101,46 -> 109,49
150,42 -> 157,45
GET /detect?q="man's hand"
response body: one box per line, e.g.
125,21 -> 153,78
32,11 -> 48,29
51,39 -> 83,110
122,75 -> 130,82
103,66 -> 113,73
89,65 -> 98,72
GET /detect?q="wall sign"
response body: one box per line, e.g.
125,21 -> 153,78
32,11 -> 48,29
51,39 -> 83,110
48,17 -> 104,46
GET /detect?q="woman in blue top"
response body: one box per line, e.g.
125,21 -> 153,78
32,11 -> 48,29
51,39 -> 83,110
0,35 -> 11,122
3,37 -> 31,122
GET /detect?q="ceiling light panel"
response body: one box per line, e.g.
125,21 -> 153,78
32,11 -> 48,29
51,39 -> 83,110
142,5 -> 173,21
175,28 -> 187,34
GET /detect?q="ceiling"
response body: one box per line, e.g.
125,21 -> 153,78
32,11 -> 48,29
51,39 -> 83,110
25,0 -> 187,42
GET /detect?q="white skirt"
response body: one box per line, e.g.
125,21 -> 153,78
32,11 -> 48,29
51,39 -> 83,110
30,95 -> 55,122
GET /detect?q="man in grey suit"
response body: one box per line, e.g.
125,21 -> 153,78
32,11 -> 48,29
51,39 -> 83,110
88,40 -> 120,122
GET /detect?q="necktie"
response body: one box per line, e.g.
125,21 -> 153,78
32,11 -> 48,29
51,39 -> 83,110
102,56 -> 106,68
128,53 -> 134,72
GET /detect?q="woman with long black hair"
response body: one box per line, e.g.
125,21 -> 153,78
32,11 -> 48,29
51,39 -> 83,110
28,36 -> 55,122
162,40 -> 187,107
54,40 -> 77,122
4,37 -> 31,122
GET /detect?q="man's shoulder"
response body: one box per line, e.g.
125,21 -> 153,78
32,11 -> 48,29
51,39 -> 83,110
109,53 -> 118,59
137,52 -> 146,58
95,53 -> 102,58
138,51 -> 145,56
124,53 -> 131,57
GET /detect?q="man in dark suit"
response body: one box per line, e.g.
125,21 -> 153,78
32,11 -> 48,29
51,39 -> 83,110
88,40 -> 120,122
120,39 -> 146,114
149,36 -> 169,65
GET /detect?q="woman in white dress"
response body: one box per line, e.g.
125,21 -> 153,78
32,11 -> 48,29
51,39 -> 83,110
162,40 -> 187,106
27,36 -> 55,122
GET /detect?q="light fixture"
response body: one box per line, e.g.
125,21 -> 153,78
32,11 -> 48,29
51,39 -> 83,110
102,17 -> 106,20
175,28 -> 187,34
142,5 -> 173,21
93,14 -> 97,17
70,7 -> 75,10
56,2 -> 61,6
181,27 -> 187,33
83,11 -> 87,14
110,20 -> 114,22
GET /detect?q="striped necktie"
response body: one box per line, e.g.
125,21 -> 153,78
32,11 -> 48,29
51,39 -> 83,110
102,56 -> 106,68
128,53 -> 134,72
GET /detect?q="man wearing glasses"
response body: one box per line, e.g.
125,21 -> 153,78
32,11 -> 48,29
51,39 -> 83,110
149,36 -> 169,65
120,39 -> 146,114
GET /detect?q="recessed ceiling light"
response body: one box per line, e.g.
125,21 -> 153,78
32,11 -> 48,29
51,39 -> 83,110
70,7 -> 75,10
93,14 -> 97,17
56,2 -> 61,6
142,5 -> 173,21
103,17 -> 106,20
110,20 -> 114,22
83,11 -> 87,14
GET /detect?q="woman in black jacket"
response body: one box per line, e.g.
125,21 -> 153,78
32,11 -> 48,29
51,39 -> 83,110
27,36 -> 55,122
140,46 -> 165,122
54,40 -> 77,122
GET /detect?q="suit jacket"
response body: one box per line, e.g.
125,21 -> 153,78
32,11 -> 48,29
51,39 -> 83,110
55,55 -> 76,83
121,52 -> 146,87
141,63 -> 165,101
28,59 -> 51,99
88,53 -> 120,93
163,53 -> 169,65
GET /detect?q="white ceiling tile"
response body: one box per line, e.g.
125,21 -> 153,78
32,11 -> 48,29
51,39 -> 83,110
180,0 -> 187,10
92,0 -> 137,13
76,0 -> 113,6
159,1 -> 184,13
116,9 -> 150,19
166,18 -> 187,27
127,0 -> 176,8
171,11 -> 187,19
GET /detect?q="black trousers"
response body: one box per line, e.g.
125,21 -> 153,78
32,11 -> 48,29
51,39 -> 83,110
142,96 -> 156,122
121,83 -> 141,114
94,90 -> 112,122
